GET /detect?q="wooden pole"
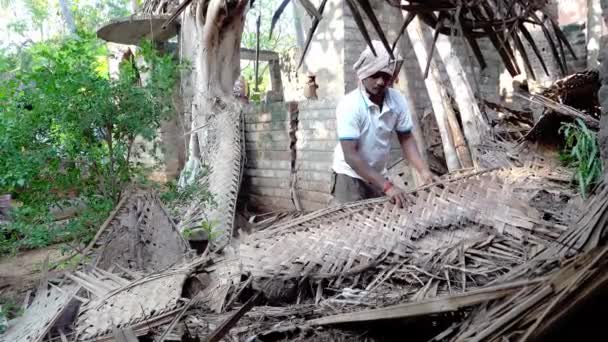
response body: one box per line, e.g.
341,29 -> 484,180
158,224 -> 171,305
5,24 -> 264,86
436,35 -> 488,167
406,16 -> 472,170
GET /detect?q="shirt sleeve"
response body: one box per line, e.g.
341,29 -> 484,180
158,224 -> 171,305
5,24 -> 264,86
336,98 -> 361,140
393,91 -> 413,133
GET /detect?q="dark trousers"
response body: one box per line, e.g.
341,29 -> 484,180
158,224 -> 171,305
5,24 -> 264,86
330,172 -> 384,204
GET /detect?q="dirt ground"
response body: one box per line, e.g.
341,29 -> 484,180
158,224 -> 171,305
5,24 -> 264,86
0,245 -> 64,312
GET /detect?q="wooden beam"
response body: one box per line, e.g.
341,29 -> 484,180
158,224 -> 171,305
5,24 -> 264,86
308,279 -> 544,326
240,48 -> 280,62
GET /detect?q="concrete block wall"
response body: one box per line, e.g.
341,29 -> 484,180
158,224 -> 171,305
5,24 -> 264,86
293,100 -> 338,210
243,102 -> 294,211
243,100 -> 339,211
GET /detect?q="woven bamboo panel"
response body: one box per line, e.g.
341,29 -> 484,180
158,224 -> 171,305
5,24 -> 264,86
93,191 -> 190,272
2,284 -> 79,342
239,167 -> 567,284
180,100 -> 244,251
74,269 -> 189,340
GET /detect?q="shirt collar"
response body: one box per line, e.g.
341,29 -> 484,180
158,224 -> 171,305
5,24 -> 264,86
359,87 -> 395,113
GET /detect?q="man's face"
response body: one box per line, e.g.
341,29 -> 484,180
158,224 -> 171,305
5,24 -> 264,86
362,71 -> 392,95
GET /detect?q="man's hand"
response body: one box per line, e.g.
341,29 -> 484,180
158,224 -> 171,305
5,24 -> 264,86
420,169 -> 437,185
385,186 -> 410,208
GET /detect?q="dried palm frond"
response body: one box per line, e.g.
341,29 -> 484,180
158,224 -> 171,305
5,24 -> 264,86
2,274 -> 80,342
178,99 -> 245,251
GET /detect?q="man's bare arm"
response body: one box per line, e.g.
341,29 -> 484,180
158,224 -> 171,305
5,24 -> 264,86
340,140 -> 386,190
397,131 -> 434,183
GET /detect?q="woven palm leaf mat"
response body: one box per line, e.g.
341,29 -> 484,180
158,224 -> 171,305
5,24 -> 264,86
68,254 -> 230,341
71,269 -> 188,340
1,276 -> 79,342
91,191 -> 191,272
179,99 -> 245,251
240,166 -> 577,294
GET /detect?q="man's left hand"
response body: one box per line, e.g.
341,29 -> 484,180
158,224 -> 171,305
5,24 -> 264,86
420,169 -> 437,185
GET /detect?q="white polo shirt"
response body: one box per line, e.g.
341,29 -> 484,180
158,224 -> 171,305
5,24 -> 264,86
332,87 -> 413,180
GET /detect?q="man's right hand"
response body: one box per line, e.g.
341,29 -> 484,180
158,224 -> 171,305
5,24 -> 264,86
385,186 -> 410,208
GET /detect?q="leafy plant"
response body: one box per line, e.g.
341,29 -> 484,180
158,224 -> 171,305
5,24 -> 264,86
160,168 -> 215,214
559,119 -> 604,198
183,219 -> 220,242
0,33 -> 181,255
0,297 -> 23,328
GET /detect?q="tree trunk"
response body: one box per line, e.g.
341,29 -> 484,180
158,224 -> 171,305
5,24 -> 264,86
436,35 -> 488,167
179,0 -> 249,251
58,0 -> 76,35
587,0 -> 603,69
406,16 -> 472,171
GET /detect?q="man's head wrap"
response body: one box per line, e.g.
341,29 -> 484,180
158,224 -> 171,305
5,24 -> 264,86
353,40 -> 403,81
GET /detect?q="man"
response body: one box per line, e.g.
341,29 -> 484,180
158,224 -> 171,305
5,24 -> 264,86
331,41 -> 434,207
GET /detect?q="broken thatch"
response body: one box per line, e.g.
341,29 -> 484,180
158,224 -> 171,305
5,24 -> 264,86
1,263 -> 80,342
70,264 -> 193,340
3,160 -> 583,342
541,69 -> 601,119
239,164 -> 576,301
436,174 -> 608,341
91,191 -> 192,272
514,70 -> 602,146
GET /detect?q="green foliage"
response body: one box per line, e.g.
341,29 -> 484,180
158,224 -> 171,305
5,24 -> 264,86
240,0 -> 295,99
23,0 -> 49,30
0,297 -> 23,327
72,0 -> 131,33
2,0 -> 131,49
160,169 -> 215,216
0,33 -> 181,255
559,119 -> 604,198
182,220 -> 220,242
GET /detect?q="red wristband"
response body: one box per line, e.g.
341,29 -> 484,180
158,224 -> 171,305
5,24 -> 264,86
383,180 -> 394,194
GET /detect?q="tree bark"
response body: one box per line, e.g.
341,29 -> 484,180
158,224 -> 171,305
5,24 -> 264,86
406,16 -> 472,171
58,0 -> 76,35
436,35 -> 488,167
179,0 -> 249,251
587,0 -> 603,69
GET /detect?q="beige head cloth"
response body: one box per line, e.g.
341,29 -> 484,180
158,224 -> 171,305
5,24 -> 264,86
353,40 -> 402,80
